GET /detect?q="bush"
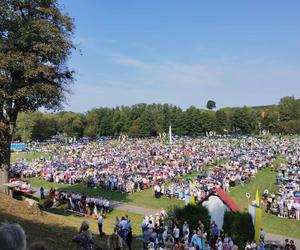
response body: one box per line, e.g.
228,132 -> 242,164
165,204 -> 211,237
223,211 -> 254,249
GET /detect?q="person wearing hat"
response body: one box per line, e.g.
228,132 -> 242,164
72,221 -> 94,250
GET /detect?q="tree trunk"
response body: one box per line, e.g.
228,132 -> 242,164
0,167 -> 9,194
0,122 -> 13,195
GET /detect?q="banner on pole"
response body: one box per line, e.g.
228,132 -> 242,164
254,208 -> 262,243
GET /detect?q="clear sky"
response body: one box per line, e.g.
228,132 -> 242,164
60,0 -> 300,112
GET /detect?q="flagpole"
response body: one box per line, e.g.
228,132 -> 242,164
169,125 -> 172,144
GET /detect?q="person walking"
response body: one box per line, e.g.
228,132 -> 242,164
98,215 -> 104,238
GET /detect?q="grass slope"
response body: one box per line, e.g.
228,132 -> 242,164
11,152 -> 47,163
26,177 -> 183,210
229,168 -> 300,239
0,193 -> 143,250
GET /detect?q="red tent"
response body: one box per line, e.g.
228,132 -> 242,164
214,187 -> 240,212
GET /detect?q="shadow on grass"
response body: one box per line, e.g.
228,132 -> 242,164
46,207 -> 74,216
58,184 -> 131,202
0,211 -> 142,250
0,210 -> 81,250
0,210 -> 143,250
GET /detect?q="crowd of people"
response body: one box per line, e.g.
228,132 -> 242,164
152,138 -> 300,214
0,217 -> 297,250
44,188 -> 110,216
10,136 -> 300,222
264,163 -> 300,219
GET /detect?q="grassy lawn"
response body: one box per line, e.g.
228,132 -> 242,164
229,167 -> 300,239
11,151 -> 47,163
26,177 -> 183,210
47,206 -> 144,236
0,192 -> 143,250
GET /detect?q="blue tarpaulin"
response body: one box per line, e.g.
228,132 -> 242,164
11,143 -> 26,151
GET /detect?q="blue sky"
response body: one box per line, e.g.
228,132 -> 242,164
60,0 -> 300,112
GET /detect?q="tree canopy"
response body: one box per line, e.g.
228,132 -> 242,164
0,0 -> 75,192
12,96 -> 300,142
206,100 -> 216,110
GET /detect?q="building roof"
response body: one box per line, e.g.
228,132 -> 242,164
214,187 -> 240,212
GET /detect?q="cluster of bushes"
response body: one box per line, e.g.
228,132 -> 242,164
223,211 -> 255,249
166,205 -> 254,249
165,204 -> 211,238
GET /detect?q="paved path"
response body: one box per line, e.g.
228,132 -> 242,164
265,232 -> 300,247
110,201 -> 158,216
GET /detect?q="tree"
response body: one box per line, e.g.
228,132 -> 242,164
223,211 -> 254,249
165,205 -> 211,240
279,96 -> 300,121
14,112 -> 35,141
56,112 -> 84,138
206,100 -> 216,110
230,107 -> 253,134
0,0 -> 75,193
215,109 -> 228,133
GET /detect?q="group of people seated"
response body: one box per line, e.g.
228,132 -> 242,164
46,188 -> 110,216
264,162 -> 300,220
153,152 -> 272,206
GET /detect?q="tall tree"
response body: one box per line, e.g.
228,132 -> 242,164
215,109 -> 228,133
0,0 -> 75,193
206,100 -> 216,110
278,96 -> 300,121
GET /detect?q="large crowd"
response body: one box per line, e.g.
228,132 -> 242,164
1,214 -> 297,250
10,136 -> 300,220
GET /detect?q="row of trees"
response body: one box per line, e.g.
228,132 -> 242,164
14,96 -> 300,141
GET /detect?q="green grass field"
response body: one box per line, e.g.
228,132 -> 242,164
47,206 -> 144,236
25,177 -> 183,210
11,151 -> 47,163
229,167 -> 300,239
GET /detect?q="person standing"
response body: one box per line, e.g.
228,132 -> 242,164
97,215 -> 104,238
72,221 -> 94,250
143,228 -> 151,250
40,186 -> 45,200
182,221 -> 190,239
259,228 -> 265,242
126,227 -> 133,250
173,224 -> 180,245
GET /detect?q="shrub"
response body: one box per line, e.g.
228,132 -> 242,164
223,211 -> 254,249
165,204 -> 211,237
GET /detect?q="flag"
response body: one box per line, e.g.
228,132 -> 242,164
255,189 -> 260,206
254,208 -> 262,243
190,194 -> 195,205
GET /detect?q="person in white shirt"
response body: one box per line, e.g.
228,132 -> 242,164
97,215 -> 104,237
182,221 -> 190,238
173,224 -> 180,244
